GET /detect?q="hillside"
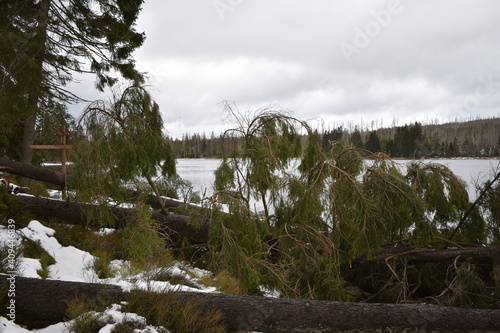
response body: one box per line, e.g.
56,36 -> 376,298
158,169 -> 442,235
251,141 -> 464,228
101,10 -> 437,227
373,117 -> 500,158
171,117 -> 500,158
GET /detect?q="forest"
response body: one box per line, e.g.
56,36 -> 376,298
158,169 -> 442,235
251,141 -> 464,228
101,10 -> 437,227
1,1 -> 500,332
171,116 -> 500,159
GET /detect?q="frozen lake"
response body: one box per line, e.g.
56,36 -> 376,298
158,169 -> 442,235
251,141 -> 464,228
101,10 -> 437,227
176,158 -> 500,200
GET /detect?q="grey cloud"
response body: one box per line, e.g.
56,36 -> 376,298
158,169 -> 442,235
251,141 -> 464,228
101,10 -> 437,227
99,0 -> 500,137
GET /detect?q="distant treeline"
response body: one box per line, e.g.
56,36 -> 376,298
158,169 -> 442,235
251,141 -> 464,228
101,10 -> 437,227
170,118 -> 500,158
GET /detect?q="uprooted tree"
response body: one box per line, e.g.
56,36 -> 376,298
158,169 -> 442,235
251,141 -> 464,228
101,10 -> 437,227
199,101 -> 500,305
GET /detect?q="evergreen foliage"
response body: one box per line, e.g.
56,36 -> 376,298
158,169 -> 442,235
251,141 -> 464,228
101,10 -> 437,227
204,106 -> 499,305
33,103 -> 76,163
350,126 -> 363,149
0,0 -> 145,163
482,175 -> 500,245
71,84 -> 176,221
321,126 -> 344,151
365,130 -> 381,153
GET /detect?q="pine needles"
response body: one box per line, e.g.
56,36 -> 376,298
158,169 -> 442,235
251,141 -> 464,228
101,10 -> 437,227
206,105 -> 498,305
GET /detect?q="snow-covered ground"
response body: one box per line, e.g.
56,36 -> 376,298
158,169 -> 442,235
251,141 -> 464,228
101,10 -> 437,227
0,303 -> 158,333
0,219 -> 218,332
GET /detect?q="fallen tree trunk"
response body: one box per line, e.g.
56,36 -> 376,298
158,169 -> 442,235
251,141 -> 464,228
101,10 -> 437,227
0,156 -> 207,212
13,194 -> 210,243
0,274 -> 123,328
1,275 -> 499,332
357,244 -> 500,265
12,193 -> 500,285
355,244 -> 500,296
125,188 -> 211,214
0,157 -> 66,189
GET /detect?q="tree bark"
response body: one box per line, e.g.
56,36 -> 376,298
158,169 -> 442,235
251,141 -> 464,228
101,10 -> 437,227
356,244 -> 500,265
20,115 -> 37,170
1,275 -> 500,332
0,156 -> 206,212
355,244 -> 500,297
0,157 -> 66,188
20,0 -> 51,169
13,194 -> 210,243
0,274 -> 123,328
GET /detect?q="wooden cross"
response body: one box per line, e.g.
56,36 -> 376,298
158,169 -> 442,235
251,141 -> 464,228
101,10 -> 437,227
29,125 -> 73,198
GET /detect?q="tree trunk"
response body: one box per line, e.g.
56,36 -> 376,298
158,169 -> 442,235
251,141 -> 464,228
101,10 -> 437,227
13,194 -> 210,243
0,156 -> 207,213
1,275 -> 500,332
356,244 -> 500,265
355,244 -> 500,295
20,115 -> 36,170
0,157 -> 66,188
0,275 -> 123,328
20,0 -> 51,169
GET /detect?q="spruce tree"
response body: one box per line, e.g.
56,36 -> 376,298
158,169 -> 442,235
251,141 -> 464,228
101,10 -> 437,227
321,126 -> 344,152
72,85 -> 176,216
207,106 -> 493,304
0,0 -> 145,163
365,131 -> 381,153
350,126 -> 363,148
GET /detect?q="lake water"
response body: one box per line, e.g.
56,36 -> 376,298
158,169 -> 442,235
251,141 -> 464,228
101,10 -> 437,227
176,158 -> 500,201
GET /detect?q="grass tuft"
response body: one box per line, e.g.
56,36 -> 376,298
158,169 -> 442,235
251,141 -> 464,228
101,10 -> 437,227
92,250 -> 116,279
25,181 -> 49,197
22,238 -> 55,279
64,296 -> 108,333
201,270 -> 241,295
109,317 -> 148,333
124,290 -> 226,333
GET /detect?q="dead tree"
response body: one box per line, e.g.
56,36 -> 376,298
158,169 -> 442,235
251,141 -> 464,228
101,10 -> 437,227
1,275 -> 500,332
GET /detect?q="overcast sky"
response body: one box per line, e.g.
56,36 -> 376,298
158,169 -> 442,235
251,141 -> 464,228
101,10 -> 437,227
88,1 -> 500,138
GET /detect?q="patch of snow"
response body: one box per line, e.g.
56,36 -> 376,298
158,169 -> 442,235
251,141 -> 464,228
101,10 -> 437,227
0,225 -> 22,246
0,316 -> 66,332
0,219 -> 221,331
96,228 -> 115,236
18,258 -> 42,279
20,220 -> 96,282
0,303 -> 165,333
258,285 -> 281,298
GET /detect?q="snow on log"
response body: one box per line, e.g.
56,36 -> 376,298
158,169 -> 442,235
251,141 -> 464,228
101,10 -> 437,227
1,275 -> 500,332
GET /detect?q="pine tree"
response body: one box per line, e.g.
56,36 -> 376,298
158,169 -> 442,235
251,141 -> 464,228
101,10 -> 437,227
0,0 -> 41,159
365,131 -> 381,153
350,126 -> 363,148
